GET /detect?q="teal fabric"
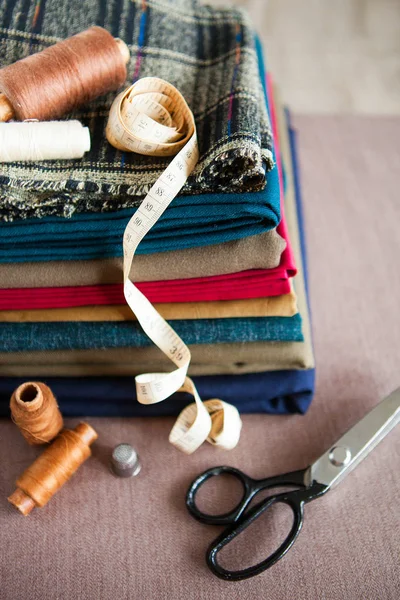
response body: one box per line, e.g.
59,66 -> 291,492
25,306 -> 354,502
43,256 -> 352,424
0,314 -> 303,352
0,183 -> 279,261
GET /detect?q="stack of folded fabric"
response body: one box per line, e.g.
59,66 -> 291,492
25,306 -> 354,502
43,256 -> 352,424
0,0 -> 314,417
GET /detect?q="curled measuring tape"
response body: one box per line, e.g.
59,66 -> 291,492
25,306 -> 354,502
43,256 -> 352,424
106,78 -> 242,454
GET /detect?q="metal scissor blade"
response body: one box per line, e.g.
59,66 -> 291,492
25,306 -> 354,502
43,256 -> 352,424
310,387 -> 400,490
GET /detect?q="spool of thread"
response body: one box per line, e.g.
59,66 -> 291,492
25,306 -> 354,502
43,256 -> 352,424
0,26 -> 129,122
10,381 -> 63,445
0,120 -> 91,162
8,422 -> 98,516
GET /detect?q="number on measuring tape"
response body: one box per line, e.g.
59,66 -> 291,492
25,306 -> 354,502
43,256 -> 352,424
106,77 -> 242,454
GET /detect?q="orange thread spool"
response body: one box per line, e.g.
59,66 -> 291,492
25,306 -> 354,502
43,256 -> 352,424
8,422 -> 98,516
10,381 -> 63,445
0,26 -> 129,122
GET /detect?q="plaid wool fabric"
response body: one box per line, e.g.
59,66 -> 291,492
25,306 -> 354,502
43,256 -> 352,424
0,0 -> 273,220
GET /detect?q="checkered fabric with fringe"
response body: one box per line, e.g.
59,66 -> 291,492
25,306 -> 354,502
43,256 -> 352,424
0,0 -> 273,221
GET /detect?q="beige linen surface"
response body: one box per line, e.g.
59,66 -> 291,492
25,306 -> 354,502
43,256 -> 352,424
0,228 -> 285,287
0,116 -> 400,599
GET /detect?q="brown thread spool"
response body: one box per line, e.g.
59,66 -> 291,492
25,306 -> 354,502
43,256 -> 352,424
10,381 -> 63,445
8,422 -> 98,516
0,26 -> 129,122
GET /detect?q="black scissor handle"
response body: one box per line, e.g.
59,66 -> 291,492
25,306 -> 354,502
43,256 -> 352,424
206,482 -> 329,581
206,492 -> 304,581
186,466 -> 256,526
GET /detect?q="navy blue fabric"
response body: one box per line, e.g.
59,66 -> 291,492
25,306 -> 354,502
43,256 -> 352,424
0,314 -> 303,353
0,369 -> 315,416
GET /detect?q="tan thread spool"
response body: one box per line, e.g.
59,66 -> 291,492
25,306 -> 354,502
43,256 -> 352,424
10,381 -> 63,445
0,26 -> 130,122
8,422 -> 98,516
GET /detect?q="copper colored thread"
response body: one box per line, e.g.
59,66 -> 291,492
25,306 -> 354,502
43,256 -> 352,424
10,381 -> 64,445
0,26 -> 128,121
8,423 -> 98,516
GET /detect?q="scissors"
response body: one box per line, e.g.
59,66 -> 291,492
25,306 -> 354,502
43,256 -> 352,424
186,387 -> 400,581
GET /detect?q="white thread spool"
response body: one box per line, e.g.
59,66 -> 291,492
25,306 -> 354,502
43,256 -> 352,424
0,120 -> 91,162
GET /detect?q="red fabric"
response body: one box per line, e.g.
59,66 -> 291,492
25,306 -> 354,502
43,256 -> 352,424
0,269 -> 292,309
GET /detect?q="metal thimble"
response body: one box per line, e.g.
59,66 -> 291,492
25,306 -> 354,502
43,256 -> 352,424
110,443 -> 141,478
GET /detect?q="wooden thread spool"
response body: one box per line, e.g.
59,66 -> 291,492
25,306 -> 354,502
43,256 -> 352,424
8,423 -> 98,516
10,381 -> 63,445
0,26 -> 130,122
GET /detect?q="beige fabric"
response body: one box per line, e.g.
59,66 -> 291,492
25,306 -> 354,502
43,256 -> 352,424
0,291 -> 298,322
1,115 -> 400,600
0,228 -> 285,288
0,340 -> 311,376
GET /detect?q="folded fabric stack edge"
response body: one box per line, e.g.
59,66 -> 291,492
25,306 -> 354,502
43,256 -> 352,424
0,2 -> 315,416
0,104 -> 309,369
0,106 -> 315,415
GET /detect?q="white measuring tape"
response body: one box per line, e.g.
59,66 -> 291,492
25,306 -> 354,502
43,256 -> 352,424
106,78 -> 242,454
